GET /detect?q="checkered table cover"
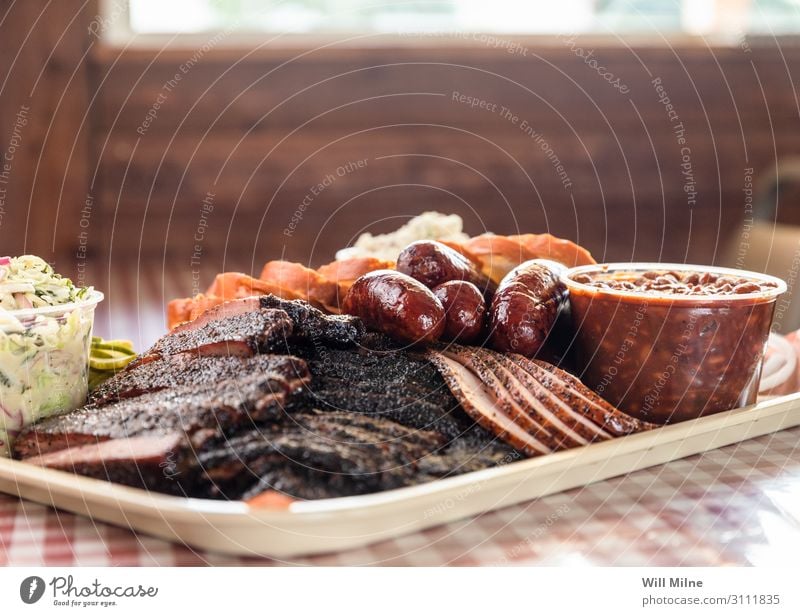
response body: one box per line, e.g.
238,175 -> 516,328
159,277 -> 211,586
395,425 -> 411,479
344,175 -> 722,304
2,425 -> 798,566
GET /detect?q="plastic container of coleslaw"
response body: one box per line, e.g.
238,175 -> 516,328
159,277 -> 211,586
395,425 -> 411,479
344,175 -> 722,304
0,256 -> 103,456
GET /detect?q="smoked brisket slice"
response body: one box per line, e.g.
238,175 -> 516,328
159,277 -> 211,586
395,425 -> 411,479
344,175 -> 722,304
171,296 -> 262,333
22,435 -> 193,496
168,294 -> 365,349
23,404 -> 517,500
203,410 -> 514,501
425,345 -> 655,458
13,371 -> 304,460
129,308 -> 295,368
89,353 -> 310,407
129,295 -> 364,369
258,295 -> 365,348
302,345 -> 516,460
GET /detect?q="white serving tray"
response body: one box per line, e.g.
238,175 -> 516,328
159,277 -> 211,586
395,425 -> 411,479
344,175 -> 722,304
1,393 -> 799,558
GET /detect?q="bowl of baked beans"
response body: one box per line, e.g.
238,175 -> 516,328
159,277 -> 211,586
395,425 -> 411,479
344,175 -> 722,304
562,263 -> 787,424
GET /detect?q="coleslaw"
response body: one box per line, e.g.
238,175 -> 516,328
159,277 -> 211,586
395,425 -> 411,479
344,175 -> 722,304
0,256 -> 102,456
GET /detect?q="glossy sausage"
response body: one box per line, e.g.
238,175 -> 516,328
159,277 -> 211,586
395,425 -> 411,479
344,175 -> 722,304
488,259 -> 568,357
432,280 -> 486,344
397,240 -> 497,297
342,270 -> 445,344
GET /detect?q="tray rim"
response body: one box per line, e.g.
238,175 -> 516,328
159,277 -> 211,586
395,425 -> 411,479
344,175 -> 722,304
1,390 -> 799,522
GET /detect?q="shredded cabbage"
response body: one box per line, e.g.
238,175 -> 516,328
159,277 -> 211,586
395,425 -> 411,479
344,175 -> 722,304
0,255 -> 91,310
0,256 -> 97,456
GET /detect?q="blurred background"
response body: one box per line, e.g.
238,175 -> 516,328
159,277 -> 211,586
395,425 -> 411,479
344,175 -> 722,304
2,0 -> 800,343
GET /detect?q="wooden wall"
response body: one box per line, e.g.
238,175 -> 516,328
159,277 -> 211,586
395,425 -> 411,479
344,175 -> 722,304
0,0 -> 96,273
90,41 -> 800,276
2,1 -> 800,288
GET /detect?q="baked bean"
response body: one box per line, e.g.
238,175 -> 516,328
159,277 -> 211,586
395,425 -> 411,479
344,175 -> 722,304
574,269 -> 778,296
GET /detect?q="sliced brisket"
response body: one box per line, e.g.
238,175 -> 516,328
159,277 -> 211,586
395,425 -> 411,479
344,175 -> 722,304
129,308 -> 295,368
259,295 -> 365,348
301,343 -> 513,456
170,296 -> 261,334
201,410 -> 491,500
425,345 -> 655,457
16,296 -> 524,500
89,353 -> 309,406
130,295 -> 364,368
23,434 -> 193,495
14,371 -> 305,460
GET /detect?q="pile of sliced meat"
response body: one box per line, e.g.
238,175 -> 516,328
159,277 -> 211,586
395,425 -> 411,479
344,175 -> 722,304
425,345 -> 655,457
13,296 -> 516,500
13,295 -> 652,502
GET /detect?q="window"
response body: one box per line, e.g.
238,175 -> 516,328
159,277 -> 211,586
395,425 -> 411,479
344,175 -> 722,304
119,0 -> 800,37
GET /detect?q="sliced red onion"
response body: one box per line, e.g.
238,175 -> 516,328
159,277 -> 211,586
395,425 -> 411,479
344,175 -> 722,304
13,292 -> 32,309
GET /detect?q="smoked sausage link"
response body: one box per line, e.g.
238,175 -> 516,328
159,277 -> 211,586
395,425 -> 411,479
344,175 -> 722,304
488,259 -> 568,357
432,280 -> 486,344
397,240 -> 497,297
342,270 -> 445,344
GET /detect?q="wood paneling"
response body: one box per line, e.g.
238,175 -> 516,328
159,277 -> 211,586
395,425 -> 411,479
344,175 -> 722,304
88,39 -> 800,272
0,0 -> 97,273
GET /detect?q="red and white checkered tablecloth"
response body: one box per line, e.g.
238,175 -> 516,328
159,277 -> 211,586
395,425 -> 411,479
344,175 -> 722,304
2,426 -> 798,566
